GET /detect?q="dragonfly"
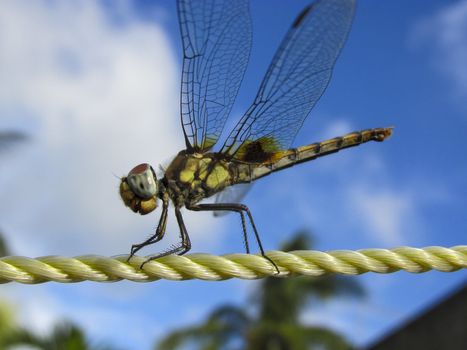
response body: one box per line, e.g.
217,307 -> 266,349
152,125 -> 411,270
119,0 -> 392,269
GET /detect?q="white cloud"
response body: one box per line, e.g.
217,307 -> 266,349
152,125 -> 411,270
0,2 -> 228,347
347,185 -> 415,246
300,294 -> 406,348
320,118 -> 354,140
411,0 -> 467,97
0,285 -> 64,336
301,299 -> 367,346
0,0 -> 225,258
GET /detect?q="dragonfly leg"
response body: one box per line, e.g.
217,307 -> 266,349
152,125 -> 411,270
174,206 -> 192,256
140,207 -> 191,268
238,210 -> 250,254
188,203 -> 250,254
128,199 -> 168,261
187,203 -> 279,273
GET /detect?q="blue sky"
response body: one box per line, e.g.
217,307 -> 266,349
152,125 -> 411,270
0,0 -> 466,349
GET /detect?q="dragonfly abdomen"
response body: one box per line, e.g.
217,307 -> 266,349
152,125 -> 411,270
238,127 -> 393,182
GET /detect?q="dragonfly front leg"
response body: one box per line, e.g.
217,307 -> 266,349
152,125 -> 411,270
128,199 -> 169,261
140,207 -> 192,268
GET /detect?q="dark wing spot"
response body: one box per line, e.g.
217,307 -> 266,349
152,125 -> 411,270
234,137 -> 282,163
241,141 -> 271,163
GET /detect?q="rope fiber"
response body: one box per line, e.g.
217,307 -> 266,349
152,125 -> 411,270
0,246 -> 465,284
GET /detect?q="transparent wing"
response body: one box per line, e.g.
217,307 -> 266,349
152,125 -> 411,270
220,0 -> 356,161
212,183 -> 252,217
178,0 -> 252,152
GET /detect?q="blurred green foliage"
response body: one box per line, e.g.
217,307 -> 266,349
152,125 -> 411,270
0,316 -> 119,350
0,233 -> 10,257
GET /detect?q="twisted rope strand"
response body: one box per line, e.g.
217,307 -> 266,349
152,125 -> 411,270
0,246 -> 465,284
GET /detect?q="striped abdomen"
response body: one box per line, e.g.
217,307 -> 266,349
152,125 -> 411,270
235,127 -> 393,182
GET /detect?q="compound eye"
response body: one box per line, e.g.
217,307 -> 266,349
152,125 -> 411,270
126,163 -> 158,199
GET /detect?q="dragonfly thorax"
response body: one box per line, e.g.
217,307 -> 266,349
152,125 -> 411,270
119,163 -> 159,215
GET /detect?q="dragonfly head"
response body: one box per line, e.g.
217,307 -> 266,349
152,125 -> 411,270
119,163 -> 159,215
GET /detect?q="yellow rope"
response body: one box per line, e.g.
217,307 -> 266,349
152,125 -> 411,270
0,246 -> 465,284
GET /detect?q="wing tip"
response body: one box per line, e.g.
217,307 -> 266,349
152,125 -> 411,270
293,0 -> 357,29
292,4 -> 314,28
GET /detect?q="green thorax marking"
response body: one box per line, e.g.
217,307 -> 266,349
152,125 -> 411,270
164,151 -> 234,203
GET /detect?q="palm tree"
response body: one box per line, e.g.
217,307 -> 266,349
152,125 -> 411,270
157,231 -> 365,350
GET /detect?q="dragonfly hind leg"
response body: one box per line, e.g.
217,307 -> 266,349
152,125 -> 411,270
140,206 -> 191,268
187,203 -> 279,273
